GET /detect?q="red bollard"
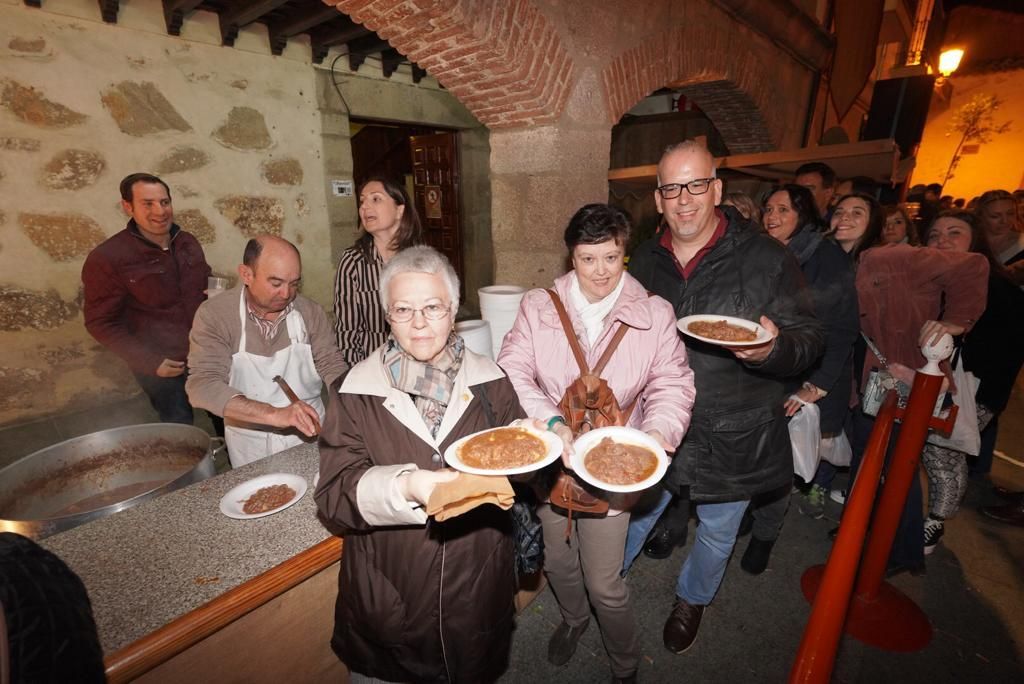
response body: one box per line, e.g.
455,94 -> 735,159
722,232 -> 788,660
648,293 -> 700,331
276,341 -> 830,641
791,393 -> 898,684
839,364 -> 956,652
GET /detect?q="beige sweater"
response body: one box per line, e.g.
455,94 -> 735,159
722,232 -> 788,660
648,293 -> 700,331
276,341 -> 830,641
186,286 -> 348,415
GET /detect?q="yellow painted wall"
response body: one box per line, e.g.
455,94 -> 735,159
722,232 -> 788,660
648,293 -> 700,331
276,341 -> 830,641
914,69 -> 1024,199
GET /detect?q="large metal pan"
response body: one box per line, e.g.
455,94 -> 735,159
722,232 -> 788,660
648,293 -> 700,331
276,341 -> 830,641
0,423 -> 223,540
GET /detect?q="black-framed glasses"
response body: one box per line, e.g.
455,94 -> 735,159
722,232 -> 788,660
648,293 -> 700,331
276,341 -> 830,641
657,178 -> 716,199
387,303 -> 450,323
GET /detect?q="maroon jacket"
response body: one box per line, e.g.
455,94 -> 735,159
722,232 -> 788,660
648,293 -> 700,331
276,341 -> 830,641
82,221 -> 210,375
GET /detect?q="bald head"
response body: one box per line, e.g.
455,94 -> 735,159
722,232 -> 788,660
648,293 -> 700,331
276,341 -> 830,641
243,235 -> 301,270
654,140 -> 723,252
657,141 -> 715,185
238,235 -> 302,315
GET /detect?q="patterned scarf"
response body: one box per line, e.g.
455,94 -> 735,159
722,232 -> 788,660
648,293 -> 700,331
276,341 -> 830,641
383,332 -> 465,437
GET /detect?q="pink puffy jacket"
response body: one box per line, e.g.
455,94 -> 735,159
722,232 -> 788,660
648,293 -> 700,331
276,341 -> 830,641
497,271 -> 695,451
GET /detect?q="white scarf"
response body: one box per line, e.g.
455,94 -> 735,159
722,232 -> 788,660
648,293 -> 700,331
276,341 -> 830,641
568,272 -> 626,348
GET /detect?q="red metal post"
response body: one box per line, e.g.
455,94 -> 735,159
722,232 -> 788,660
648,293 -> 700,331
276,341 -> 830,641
855,371 -> 945,599
790,393 -> 897,684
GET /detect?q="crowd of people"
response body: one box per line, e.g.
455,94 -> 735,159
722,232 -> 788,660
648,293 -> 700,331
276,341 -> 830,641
73,145 -> 1024,682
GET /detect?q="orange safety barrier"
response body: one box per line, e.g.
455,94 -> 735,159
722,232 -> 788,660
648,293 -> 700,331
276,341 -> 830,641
790,367 -> 959,684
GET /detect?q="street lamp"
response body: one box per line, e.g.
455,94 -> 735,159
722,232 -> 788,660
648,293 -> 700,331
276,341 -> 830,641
938,48 -> 964,78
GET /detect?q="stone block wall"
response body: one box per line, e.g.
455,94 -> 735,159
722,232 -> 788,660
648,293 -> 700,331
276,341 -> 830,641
0,1 -> 332,425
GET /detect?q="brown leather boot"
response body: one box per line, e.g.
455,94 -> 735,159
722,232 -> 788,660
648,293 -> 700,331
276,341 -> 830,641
663,597 -> 705,654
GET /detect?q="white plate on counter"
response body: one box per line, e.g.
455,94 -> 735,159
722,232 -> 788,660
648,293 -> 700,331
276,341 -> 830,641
677,314 -> 773,347
444,425 -> 563,476
570,426 -> 668,493
219,473 -> 307,520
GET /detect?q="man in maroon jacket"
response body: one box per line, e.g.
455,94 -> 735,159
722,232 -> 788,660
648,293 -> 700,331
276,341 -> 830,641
82,173 -> 211,424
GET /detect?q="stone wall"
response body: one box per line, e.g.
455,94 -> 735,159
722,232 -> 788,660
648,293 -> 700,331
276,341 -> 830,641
0,0 -> 482,426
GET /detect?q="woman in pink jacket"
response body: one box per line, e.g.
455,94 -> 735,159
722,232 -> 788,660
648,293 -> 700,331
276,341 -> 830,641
498,204 -> 695,684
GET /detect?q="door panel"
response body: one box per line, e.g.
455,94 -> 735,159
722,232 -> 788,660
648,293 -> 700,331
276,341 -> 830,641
410,133 -> 463,290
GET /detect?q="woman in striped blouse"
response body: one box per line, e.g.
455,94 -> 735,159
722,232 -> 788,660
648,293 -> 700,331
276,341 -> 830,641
334,177 -> 423,366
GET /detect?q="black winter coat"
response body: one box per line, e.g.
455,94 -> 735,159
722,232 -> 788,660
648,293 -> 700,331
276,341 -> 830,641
628,208 -> 825,501
963,273 -> 1024,414
786,228 -> 860,434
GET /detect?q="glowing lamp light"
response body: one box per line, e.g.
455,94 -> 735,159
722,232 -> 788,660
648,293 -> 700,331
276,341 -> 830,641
938,48 -> 964,78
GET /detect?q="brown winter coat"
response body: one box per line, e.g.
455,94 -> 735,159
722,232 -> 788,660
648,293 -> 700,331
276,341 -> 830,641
315,348 -> 525,683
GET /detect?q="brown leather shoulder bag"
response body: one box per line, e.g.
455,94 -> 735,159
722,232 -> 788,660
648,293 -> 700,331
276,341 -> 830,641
545,289 -> 637,521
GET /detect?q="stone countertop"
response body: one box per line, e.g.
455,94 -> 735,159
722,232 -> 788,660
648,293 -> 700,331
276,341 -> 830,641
42,442 -> 330,655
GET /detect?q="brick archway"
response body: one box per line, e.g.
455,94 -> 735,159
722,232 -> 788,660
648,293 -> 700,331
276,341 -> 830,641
601,25 -> 777,154
327,0 -> 576,128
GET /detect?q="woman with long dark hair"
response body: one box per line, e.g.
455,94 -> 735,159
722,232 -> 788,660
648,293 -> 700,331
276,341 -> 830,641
739,185 -> 859,573
923,211 -> 1024,534
333,177 -> 422,366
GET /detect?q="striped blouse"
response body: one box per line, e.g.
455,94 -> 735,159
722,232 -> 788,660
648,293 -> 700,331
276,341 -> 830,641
334,245 -> 389,367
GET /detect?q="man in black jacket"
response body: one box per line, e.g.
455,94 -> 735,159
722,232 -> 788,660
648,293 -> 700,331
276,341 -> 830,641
625,141 -> 824,654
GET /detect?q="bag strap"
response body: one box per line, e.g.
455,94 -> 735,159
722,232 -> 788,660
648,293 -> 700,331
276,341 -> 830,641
546,288 -> 633,377
860,332 -> 890,369
592,323 -> 630,376
545,289 -> 590,374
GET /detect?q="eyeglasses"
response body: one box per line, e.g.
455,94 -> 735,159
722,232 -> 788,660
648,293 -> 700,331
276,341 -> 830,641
657,178 -> 716,199
387,303 -> 450,323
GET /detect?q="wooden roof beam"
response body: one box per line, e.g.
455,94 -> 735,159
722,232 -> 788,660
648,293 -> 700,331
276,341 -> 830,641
219,0 -> 291,47
381,48 -> 402,78
98,0 -> 119,23
268,3 -> 342,56
310,21 -> 371,64
348,34 -> 391,72
162,0 -> 204,36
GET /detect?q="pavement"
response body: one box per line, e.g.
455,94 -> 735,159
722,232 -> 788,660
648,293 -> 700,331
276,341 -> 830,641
502,385 -> 1024,683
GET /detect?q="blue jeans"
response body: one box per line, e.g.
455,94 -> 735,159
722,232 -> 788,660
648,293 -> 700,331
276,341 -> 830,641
625,494 -> 749,605
133,373 -> 193,425
624,488 -> 673,571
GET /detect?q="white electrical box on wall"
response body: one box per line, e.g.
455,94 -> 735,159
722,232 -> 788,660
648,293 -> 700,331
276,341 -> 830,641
331,180 -> 354,197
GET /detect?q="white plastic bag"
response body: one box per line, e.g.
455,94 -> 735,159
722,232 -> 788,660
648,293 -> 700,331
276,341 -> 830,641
819,432 -> 852,467
788,399 -> 821,481
926,351 -> 981,455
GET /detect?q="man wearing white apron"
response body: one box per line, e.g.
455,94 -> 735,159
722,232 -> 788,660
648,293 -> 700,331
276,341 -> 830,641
187,235 -> 348,467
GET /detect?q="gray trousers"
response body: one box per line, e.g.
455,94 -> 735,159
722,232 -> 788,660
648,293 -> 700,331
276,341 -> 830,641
537,504 -> 639,677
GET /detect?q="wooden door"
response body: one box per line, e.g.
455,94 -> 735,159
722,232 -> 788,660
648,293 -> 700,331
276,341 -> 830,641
410,133 -> 463,288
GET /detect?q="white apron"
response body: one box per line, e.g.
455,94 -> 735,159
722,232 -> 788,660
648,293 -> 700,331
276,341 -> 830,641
225,292 -> 325,468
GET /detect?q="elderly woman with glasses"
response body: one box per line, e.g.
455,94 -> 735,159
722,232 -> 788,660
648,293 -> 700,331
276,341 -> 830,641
316,245 -> 526,683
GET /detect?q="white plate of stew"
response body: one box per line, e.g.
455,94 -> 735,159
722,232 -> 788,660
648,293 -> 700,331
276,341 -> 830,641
444,425 -> 563,476
570,427 -> 669,493
219,473 -> 307,520
677,314 -> 773,347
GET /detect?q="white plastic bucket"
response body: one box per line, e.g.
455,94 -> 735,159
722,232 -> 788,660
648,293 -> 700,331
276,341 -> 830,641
455,320 -> 493,360
478,286 -> 526,358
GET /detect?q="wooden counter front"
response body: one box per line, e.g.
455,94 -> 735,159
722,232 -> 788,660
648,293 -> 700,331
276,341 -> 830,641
106,537 -> 345,683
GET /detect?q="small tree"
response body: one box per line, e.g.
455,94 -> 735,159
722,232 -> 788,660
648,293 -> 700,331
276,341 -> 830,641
942,93 -> 1012,186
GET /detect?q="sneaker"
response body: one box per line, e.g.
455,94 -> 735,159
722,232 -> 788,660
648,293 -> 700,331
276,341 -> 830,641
923,517 -> 944,555
799,484 -> 827,519
829,488 -> 847,505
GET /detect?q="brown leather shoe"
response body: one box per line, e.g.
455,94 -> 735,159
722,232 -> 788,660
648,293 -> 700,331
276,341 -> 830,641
980,500 -> 1024,527
663,597 -> 704,654
547,619 -> 589,665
